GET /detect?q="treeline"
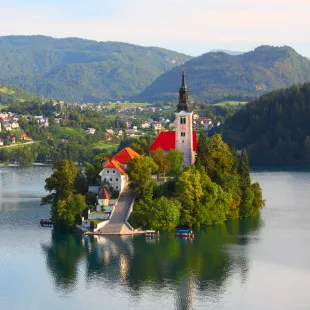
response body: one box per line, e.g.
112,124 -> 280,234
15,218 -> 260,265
221,82 -> 310,165
128,135 -> 265,230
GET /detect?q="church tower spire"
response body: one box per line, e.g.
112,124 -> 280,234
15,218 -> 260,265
176,69 -> 190,112
175,69 -> 194,166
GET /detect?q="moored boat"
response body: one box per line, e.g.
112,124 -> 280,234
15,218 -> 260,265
40,219 -> 53,227
176,229 -> 194,238
144,230 -> 160,238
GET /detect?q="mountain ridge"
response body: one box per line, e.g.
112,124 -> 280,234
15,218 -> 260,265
133,45 -> 310,103
0,35 -> 191,102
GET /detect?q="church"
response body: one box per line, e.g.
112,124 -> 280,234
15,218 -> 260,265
149,70 -> 197,166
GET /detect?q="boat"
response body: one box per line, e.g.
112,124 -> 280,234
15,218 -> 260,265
176,229 -> 194,238
40,219 -> 53,227
144,230 -> 160,238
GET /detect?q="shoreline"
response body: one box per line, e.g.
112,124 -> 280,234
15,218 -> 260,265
0,163 -> 53,167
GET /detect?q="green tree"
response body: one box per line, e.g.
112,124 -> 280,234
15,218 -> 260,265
128,156 -> 158,200
195,133 -> 208,172
41,160 -> 86,229
150,148 -> 170,179
167,150 -> 184,176
238,149 -> 251,188
175,166 -> 210,226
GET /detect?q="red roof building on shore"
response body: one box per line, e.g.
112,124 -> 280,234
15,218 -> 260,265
149,131 -> 198,152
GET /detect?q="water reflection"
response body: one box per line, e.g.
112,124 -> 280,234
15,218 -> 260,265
42,216 -> 262,309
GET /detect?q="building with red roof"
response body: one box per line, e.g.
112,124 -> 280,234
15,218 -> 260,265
97,188 -> 111,211
99,147 -> 140,192
110,147 -> 140,168
149,70 -> 197,166
149,131 -> 198,152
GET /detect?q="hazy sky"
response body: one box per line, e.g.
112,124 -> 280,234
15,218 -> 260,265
0,0 -> 309,57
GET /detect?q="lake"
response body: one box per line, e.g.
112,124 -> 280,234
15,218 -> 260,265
0,166 -> 310,310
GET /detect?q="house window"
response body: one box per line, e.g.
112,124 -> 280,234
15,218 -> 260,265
116,178 -> 119,181
113,170 -> 115,173
116,186 -> 119,189
181,132 -> 186,137
107,170 -> 109,173
110,178 -> 112,181
180,117 -> 186,124
104,178 -> 106,182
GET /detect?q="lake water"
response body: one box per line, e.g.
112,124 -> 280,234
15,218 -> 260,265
0,166 -> 310,310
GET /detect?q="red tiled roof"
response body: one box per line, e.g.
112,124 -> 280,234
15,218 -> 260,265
149,131 -> 198,151
99,188 -> 110,199
104,159 -> 127,175
110,147 -> 140,164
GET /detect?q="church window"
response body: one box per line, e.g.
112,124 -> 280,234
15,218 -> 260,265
180,117 -> 186,124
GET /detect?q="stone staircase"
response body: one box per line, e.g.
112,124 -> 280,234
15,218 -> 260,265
99,184 -> 134,235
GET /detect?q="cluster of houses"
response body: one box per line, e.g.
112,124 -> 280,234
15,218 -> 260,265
0,112 -> 32,146
0,112 -> 20,133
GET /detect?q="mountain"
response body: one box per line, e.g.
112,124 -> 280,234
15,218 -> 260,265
209,49 -> 244,55
0,85 -> 39,105
221,82 -> 310,165
0,35 -> 191,102
133,46 -> 310,103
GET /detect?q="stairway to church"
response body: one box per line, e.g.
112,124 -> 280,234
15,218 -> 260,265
99,184 -> 134,235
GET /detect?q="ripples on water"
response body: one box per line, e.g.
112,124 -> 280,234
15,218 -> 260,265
1,167 -> 310,310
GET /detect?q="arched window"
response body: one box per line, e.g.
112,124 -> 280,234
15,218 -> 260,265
180,117 -> 186,124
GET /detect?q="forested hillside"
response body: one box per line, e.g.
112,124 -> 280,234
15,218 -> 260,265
0,35 -> 190,102
0,85 -> 39,105
221,82 -> 310,165
134,46 -> 310,103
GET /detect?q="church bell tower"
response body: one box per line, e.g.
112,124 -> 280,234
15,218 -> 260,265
175,70 -> 194,166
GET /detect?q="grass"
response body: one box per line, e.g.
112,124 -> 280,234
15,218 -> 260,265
213,101 -> 248,106
92,141 -> 119,152
83,218 -> 105,225
0,104 -> 8,111
0,87 -> 15,95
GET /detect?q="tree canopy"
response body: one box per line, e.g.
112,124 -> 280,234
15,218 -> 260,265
222,82 -> 310,165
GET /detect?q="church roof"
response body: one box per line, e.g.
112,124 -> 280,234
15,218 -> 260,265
110,147 -> 140,164
149,131 -> 198,152
99,188 -> 110,199
104,159 -> 127,175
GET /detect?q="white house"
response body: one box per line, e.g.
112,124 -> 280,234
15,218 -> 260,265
151,122 -> 162,131
99,147 -> 141,192
85,128 -> 96,134
99,159 -> 128,192
97,188 -> 110,210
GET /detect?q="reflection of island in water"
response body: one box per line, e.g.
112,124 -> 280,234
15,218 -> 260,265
42,216 -> 262,308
